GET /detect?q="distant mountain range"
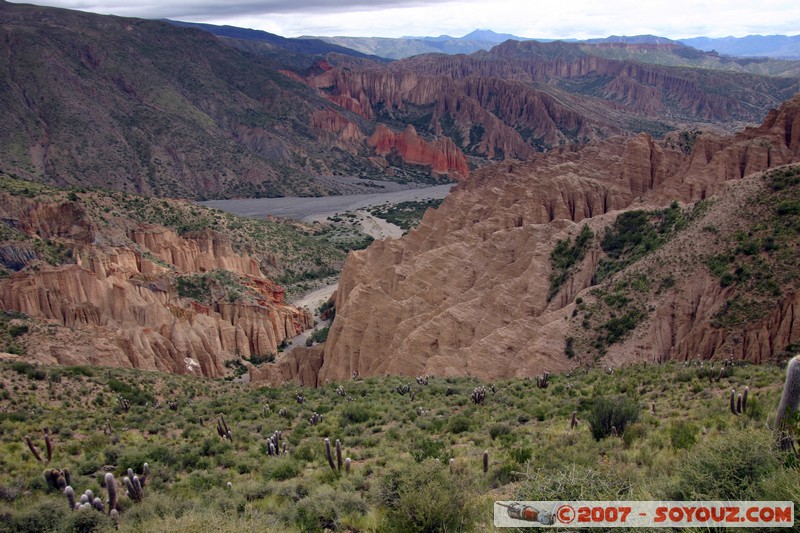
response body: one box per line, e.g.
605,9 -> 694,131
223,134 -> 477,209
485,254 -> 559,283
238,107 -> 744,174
308,29 -> 800,60
2,0 -> 798,201
164,21 -> 800,62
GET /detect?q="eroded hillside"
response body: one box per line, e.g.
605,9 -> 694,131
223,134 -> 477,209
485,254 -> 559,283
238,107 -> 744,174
0,175 -> 366,377
262,93 -> 800,386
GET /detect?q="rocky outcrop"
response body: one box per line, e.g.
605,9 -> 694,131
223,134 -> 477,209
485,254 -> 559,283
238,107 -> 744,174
0,193 -> 311,377
311,109 -> 364,148
289,94 -> 800,384
368,124 -> 468,177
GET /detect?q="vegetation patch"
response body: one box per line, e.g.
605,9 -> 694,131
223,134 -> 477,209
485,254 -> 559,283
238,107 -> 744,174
367,199 -> 443,232
594,201 -> 694,284
549,224 -> 593,300
704,165 -> 800,327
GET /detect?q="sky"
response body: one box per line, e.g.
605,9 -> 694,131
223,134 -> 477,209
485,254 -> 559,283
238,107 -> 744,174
7,0 -> 800,40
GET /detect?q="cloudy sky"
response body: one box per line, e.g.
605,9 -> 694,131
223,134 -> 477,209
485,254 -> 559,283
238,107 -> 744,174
7,0 -> 800,39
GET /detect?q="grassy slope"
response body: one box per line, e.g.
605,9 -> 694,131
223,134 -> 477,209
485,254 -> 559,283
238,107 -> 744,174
0,358 -> 796,532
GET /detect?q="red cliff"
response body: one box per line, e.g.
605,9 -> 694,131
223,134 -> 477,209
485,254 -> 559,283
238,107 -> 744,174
368,124 -> 468,178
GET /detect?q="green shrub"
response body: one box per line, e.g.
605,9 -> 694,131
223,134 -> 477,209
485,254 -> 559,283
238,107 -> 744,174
380,460 -> 479,533
587,396 -> 641,440
340,404 -> 371,425
517,463 -> 632,501
294,485 -> 367,532
668,420 -> 697,450
63,509 -> 115,533
409,435 -> 445,463
1,498 -> 68,533
489,423 -> 512,440
447,414 -> 473,434
263,456 -> 302,481
672,428 -> 781,500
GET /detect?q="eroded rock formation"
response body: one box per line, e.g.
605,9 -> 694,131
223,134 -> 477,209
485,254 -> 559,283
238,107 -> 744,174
0,192 -> 311,377
368,124 -> 468,177
264,94 -> 800,385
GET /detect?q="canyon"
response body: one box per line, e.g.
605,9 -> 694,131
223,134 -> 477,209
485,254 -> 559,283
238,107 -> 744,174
255,93 -> 800,386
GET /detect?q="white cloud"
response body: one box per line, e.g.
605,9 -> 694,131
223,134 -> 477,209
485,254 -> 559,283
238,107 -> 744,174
6,0 -> 800,39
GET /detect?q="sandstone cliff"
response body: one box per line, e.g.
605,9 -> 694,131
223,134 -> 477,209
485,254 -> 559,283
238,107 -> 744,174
0,187 -> 311,377
266,94 -> 800,385
368,124 -> 468,178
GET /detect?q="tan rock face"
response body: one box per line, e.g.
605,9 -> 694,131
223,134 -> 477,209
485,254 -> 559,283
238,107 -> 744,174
296,94 -> 800,384
0,194 -> 311,377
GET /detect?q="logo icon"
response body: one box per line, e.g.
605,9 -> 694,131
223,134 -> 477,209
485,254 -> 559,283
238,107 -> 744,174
556,504 -> 576,524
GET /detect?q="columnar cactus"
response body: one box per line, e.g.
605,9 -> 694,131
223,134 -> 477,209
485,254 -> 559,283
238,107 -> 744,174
105,472 -> 118,513
266,431 -> 284,456
65,486 -> 76,510
345,457 -> 351,474
482,450 -> 489,474
309,412 -> 322,425
44,468 -> 70,491
217,415 -> 233,441
471,387 -> 487,404
730,387 -> 749,415
25,435 -> 43,463
25,430 -> 52,464
776,355 -> 800,446
570,411 -> 578,430
324,438 -> 336,472
335,439 -> 343,471
537,372 -> 550,389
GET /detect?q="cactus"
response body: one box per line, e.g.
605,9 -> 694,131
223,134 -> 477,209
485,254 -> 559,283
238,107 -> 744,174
296,394 -> 305,404
537,372 -> 550,389
217,415 -> 232,441
324,438 -> 336,472
471,387 -> 487,405
25,435 -> 45,463
482,450 -> 489,474
730,388 -> 749,415
123,475 -> 144,503
335,439 -> 343,471
776,355 -> 800,448
65,486 -> 77,510
345,457 -> 351,474
44,468 -> 70,491
570,411 -> 578,430
449,457 -> 455,474
335,386 -> 346,397
116,396 -> 130,412
309,412 -> 322,425
105,472 -> 118,513
92,497 -> 104,512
